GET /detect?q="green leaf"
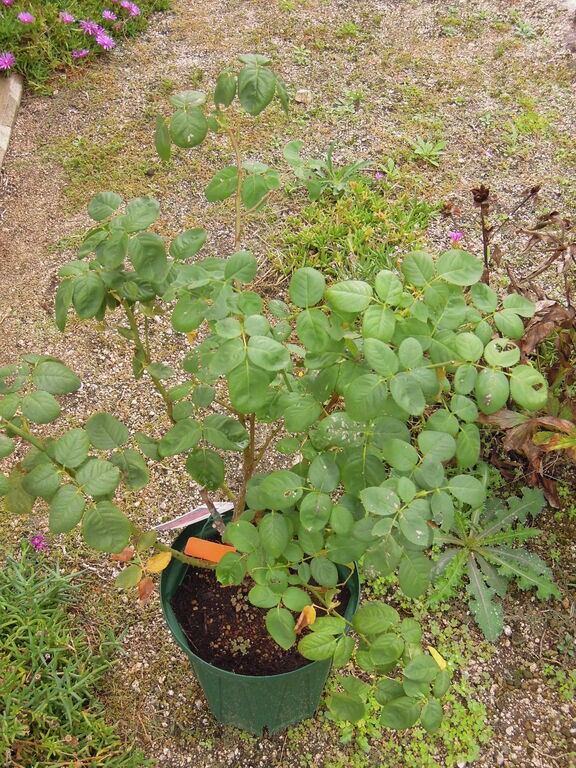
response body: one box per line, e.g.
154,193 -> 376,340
380,438 -> 419,471
333,635 -> 355,667
370,634 -> 405,667
298,632 -> 338,661
363,338 -> 399,376
86,413 -> 129,450
129,232 -> 169,283
362,305 -> 396,342
401,250 -> 434,286
467,555 -> 503,640
375,679 -> 405,705
122,197 -> 161,233
172,296 -> 208,332
224,251 -> 258,283
380,697 -> 421,729
76,459 -> 121,497
482,546 -> 560,600
115,564 -> 143,589
398,553 -> 431,598
484,338 -> 520,368
282,587 -> 312,611
503,294 -> 536,317
436,249 -> 483,285
53,428 -> 90,468
238,65 -> 277,115
399,505 -> 433,547
83,501 -> 131,552
110,450 -> 150,490
310,556 -> 339,587
20,391 -> 60,424
326,281 -> 373,313
54,279 -> 74,332
352,602 -> 400,635
266,607 -> 296,650
170,228 -> 207,260
418,431 -> 456,463
49,484 -> 85,534
87,191 -> 122,221
259,513 -> 290,557
308,453 -> 340,493
450,394 -> 479,423
284,393 -> 322,432
216,551 -> 246,585
72,272 -> 106,318
185,448 -> 225,490
404,655 -> 440,683
22,464 -> 61,500
205,166 -> 239,202
214,69 -> 237,107
299,492 -> 332,532
360,486 -> 401,517
247,336 -> 291,371
509,366 -> 548,411
170,107 -> 208,148
158,419 -> 201,457
456,424 -> 481,468
227,361 -> 271,414
289,268 -> 326,308
170,90 -> 206,108
475,369 -> 510,414
241,171 -> 279,209
448,475 -> 485,506
154,115 -> 171,161
493,309 -> 525,339
390,373 -> 425,415
344,374 -> 388,421
454,363 -> 477,394
327,692 -> 367,723
470,282 -> 498,313
95,230 -> 128,269
374,270 -> 404,304
421,699 -> 443,733
203,414 -> 249,451
248,584 -> 281,608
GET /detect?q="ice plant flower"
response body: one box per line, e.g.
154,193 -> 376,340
30,534 -> 49,551
449,231 -> 464,246
0,52 -> 15,70
95,32 -> 115,50
17,11 -> 35,22
120,0 -> 140,16
2,0 -> 15,6
60,12 -> 75,22
79,19 -> 102,35
72,48 -> 89,58
374,172 -> 384,180
102,9 -> 117,20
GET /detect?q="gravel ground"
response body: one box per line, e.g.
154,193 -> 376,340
1,1 -> 575,766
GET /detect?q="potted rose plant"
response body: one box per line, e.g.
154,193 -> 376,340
0,56 -> 555,736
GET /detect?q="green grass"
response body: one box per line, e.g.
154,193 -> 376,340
0,0 -> 170,91
275,173 -> 440,281
0,542 -> 152,768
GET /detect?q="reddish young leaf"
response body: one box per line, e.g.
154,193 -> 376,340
111,546 -> 134,562
138,577 -> 155,603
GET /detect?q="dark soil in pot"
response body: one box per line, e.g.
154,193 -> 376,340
171,566 -> 351,676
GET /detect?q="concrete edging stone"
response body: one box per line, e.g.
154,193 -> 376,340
0,73 -> 24,172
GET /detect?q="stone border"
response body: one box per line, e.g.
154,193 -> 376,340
0,73 -> 24,172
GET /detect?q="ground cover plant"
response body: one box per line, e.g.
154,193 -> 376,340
0,0 -> 169,89
1,0 -> 575,765
0,541 -> 151,767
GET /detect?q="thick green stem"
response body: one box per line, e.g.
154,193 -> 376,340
234,413 -> 256,520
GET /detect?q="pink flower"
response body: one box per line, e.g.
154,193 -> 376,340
72,48 -> 89,58
79,20 -> 102,35
102,9 -> 117,20
2,0 -> 15,6
0,51 -> 15,70
374,172 -> 384,180
17,11 -> 35,23
95,32 -> 116,50
30,534 -> 49,551
60,12 -> 75,22
449,231 -> 464,246
120,0 -> 140,16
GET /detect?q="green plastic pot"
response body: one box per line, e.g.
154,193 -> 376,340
160,516 -> 360,735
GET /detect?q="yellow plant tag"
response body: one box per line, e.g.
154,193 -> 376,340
427,645 -> 447,671
145,551 -> 172,573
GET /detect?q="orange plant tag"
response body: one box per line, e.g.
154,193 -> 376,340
184,537 -> 237,563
